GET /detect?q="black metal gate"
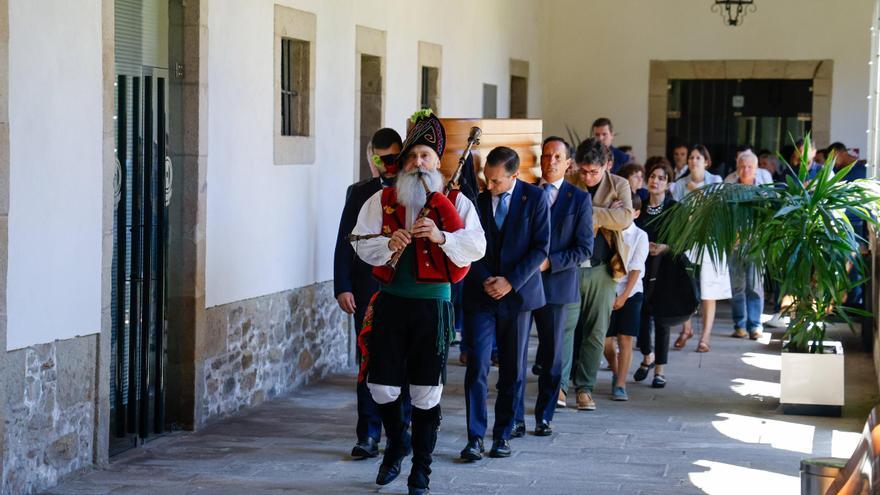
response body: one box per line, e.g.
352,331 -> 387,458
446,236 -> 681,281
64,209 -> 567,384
110,71 -> 169,455
666,79 -> 813,176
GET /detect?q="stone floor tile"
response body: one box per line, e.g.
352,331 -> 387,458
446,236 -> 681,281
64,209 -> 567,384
46,303 -> 879,494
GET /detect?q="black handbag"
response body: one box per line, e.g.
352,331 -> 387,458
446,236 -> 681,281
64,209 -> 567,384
648,253 -> 699,320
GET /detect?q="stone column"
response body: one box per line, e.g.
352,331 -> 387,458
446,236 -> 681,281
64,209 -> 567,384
166,0 -> 208,430
0,0 -> 9,482
95,0 -> 115,467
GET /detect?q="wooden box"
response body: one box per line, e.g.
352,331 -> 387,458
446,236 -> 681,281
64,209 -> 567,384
438,118 -> 543,186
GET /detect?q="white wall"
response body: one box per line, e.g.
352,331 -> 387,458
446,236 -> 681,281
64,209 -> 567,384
7,0 -> 104,350
539,0 -> 875,160
206,0 -> 543,307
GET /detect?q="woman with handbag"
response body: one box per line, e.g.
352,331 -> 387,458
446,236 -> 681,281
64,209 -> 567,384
670,145 -> 731,353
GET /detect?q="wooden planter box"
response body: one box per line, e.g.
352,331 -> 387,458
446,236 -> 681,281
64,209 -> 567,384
780,341 -> 844,416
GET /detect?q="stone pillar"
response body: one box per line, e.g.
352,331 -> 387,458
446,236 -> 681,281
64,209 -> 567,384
166,0 -> 208,430
0,0 -> 8,482
95,0 -> 115,467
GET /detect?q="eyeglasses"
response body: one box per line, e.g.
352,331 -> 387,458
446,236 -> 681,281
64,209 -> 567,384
372,153 -> 397,166
577,167 -> 603,177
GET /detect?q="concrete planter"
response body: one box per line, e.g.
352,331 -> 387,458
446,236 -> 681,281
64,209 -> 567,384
780,341 -> 844,416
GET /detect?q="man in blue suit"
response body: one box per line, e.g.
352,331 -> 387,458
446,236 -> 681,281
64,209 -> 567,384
333,128 -> 410,459
592,117 -> 629,174
460,146 -> 550,460
512,137 -> 593,436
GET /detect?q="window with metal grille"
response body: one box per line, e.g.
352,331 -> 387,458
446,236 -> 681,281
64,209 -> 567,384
510,75 -> 528,118
420,66 -> 439,111
281,37 -> 310,137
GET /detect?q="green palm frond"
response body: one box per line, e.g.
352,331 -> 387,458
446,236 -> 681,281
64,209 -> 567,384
564,124 -> 582,149
654,133 -> 880,353
654,182 -> 779,264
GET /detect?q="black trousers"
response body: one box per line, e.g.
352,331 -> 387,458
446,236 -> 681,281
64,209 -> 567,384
367,293 -> 450,387
654,315 -> 691,366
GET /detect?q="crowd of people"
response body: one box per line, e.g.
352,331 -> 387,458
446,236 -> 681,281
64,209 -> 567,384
333,111 -> 867,495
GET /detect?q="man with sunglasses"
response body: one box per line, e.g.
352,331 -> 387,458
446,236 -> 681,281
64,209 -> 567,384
334,127 -> 409,459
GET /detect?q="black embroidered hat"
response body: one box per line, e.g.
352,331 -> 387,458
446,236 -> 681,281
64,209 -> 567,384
398,109 -> 446,165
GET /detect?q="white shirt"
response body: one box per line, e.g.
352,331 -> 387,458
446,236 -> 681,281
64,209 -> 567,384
491,178 -> 517,215
724,168 -> 773,185
615,223 -> 649,297
351,189 -> 486,268
671,171 -> 723,202
539,177 -> 565,207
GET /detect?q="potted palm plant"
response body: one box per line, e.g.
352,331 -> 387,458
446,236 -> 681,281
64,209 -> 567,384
655,136 -> 880,415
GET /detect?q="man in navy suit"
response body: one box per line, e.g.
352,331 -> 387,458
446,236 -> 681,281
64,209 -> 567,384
460,146 -> 550,460
333,127 -> 409,459
591,117 -> 629,174
512,137 -> 593,436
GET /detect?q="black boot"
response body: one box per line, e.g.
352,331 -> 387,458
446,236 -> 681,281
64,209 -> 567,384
376,399 -> 410,486
408,405 -> 441,494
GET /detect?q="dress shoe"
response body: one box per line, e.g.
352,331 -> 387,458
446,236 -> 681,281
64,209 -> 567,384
510,422 -> 526,438
409,488 -> 430,495
576,390 -> 596,411
376,457 -> 403,485
460,437 -> 484,461
531,363 -> 543,376
350,437 -> 379,458
535,420 -> 553,436
489,439 -> 512,458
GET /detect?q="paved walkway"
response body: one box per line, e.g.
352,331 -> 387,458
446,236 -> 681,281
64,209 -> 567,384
47,304 -> 878,495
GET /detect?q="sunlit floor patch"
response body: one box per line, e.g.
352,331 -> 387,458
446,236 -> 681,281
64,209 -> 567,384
831,429 -> 862,458
712,413 -> 814,454
741,352 -> 781,371
730,378 -> 780,399
755,331 -> 773,345
689,460 -> 799,495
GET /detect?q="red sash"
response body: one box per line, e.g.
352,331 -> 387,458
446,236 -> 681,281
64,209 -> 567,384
372,188 -> 470,284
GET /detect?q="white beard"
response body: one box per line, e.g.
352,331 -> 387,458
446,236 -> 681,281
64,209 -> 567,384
396,168 -> 444,211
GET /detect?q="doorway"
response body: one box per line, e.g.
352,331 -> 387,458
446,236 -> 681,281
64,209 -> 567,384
666,79 -> 812,176
111,0 -> 173,455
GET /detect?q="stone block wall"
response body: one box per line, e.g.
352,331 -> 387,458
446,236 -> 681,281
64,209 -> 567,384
200,281 -> 352,423
2,336 -> 98,495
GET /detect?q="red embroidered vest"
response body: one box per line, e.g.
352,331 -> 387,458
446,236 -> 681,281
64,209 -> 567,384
372,188 -> 470,284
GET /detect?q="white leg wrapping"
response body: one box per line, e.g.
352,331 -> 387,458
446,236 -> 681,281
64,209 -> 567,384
367,383 -> 401,405
410,384 -> 443,410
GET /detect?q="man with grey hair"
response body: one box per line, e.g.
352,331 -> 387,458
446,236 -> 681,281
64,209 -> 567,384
724,149 -> 766,339
351,111 -> 485,495
758,152 -> 785,182
725,150 -> 771,186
